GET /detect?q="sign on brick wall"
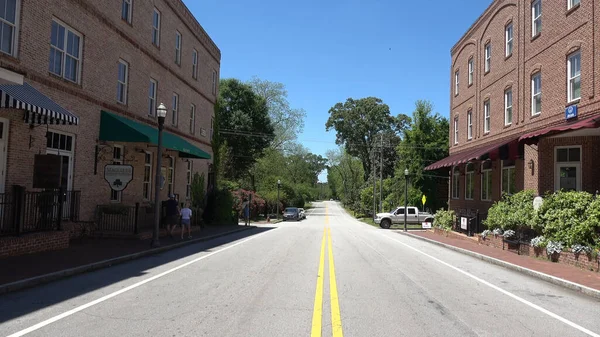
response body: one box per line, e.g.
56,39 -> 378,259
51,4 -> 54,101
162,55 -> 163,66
104,164 -> 134,192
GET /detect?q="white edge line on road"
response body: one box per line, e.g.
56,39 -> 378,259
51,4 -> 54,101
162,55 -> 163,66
6,228 -> 279,337
402,231 -> 600,297
383,233 -> 600,337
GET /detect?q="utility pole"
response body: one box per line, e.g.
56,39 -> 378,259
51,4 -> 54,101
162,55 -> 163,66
379,133 -> 383,213
372,145 -> 376,219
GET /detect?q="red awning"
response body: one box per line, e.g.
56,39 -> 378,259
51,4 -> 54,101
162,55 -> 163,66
519,115 -> 600,142
425,137 -> 519,171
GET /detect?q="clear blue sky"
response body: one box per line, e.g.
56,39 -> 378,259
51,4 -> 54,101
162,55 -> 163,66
187,0 -> 491,182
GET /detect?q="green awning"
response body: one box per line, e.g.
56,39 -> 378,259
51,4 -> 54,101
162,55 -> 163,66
99,110 -> 211,159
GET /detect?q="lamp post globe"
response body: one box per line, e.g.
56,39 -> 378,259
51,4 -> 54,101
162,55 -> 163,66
151,103 -> 167,248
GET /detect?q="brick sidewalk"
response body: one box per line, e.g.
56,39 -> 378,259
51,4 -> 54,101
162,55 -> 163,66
0,225 -> 248,287
409,230 -> 600,292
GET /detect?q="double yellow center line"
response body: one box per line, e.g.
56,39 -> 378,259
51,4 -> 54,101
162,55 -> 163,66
311,205 -> 343,337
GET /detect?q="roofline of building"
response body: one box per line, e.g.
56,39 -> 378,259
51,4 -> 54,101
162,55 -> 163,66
170,0 -> 222,62
450,0 -> 500,55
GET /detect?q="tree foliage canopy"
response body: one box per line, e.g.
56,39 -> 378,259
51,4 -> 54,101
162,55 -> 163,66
217,78 -> 275,179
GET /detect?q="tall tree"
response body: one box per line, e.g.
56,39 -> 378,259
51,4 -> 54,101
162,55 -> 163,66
326,148 -> 364,207
325,97 -> 409,181
218,78 -> 275,180
396,100 -> 449,211
247,77 -> 306,149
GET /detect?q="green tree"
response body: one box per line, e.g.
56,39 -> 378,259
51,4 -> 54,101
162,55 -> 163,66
326,148 -> 364,208
217,78 -> 275,180
191,172 -> 206,208
395,100 -> 449,211
325,97 -> 408,181
247,77 -> 306,149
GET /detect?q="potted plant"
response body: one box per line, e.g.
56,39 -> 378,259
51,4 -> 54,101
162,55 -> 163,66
546,241 -> 563,262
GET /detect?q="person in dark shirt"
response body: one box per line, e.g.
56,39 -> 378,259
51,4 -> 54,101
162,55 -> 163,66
165,194 -> 180,238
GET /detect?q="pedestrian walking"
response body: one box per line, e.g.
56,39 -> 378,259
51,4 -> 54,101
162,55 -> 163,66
165,194 -> 180,238
180,202 -> 193,239
241,198 -> 249,226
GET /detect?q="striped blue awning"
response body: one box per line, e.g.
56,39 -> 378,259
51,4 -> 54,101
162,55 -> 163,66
0,82 -> 79,125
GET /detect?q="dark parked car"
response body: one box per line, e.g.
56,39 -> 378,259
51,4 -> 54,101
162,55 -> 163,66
283,207 -> 300,221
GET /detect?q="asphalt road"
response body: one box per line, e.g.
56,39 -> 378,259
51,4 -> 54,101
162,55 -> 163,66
1,201 -> 599,337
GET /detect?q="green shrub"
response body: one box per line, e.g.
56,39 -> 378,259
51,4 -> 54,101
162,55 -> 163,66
433,209 -> 454,230
203,188 -> 235,225
536,191 -> 595,247
484,190 -> 536,232
191,173 -> 206,209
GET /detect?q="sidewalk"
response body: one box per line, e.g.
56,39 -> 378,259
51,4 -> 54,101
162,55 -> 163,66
0,225 -> 253,289
405,230 -> 600,294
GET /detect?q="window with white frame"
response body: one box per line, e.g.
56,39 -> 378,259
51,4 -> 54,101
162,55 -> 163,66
505,23 -> 513,57
190,104 -> 196,135
49,19 -> 82,83
504,88 -> 513,125
0,0 -> 19,56
152,8 -> 160,47
454,70 -> 459,96
481,161 -> 492,201
555,146 -> 581,191
143,152 -> 152,200
484,100 -> 490,133
532,0 -> 542,37
117,60 -> 128,104
148,78 -> 157,116
210,117 -> 214,140
465,163 -> 474,200
501,161 -> 516,196
121,0 -> 132,24
175,31 -> 182,65
452,166 -> 460,199
468,58 -> 473,85
569,0 -> 580,9
484,43 -> 491,72
168,156 -> 174,195
192,49 -> 198,79
111,145 -> 124,202
568,51 -> 581,102
532,72 -> 542,115
467,109 -> 472,140
186,160 -> 192,199
454,116 -> 458,144
212,70 -> 217,95
171,93 -> 179,125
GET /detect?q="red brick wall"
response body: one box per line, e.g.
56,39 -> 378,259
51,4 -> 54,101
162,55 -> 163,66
0,0 -> 218,221
0,231 -> 70,258
451,0 -> 599,155
538,136 -> 600,194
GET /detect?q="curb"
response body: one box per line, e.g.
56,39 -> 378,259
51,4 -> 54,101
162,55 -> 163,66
398,231 -> 600,301
0,226 -> 257,296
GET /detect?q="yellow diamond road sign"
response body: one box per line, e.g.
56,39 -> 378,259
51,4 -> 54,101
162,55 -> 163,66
422,195 -> 427,206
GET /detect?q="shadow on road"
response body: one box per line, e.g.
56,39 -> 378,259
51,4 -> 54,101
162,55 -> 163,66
0,226 -> 276,325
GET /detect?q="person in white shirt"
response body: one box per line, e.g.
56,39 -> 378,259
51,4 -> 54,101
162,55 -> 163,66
180,203 -> 193,239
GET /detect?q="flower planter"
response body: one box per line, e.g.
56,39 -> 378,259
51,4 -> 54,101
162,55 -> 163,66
549,252 -> 560,262
533,246 -> 544,257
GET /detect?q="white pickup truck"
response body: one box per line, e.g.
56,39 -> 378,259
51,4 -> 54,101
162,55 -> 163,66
374,206 -> 434,229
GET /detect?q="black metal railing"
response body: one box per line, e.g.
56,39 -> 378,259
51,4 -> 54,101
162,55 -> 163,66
96,203 -> 159,234
0,186 -> 81,236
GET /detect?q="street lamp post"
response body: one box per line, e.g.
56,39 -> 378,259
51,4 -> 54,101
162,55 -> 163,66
276,180 -> 281,220
404,168 -> 409,232
151,103 -> 167,248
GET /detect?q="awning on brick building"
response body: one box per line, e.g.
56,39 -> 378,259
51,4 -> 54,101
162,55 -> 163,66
425,137 -> 519,171
99,110 -> 211,159
519,114 -> 600,144
0,82 -> 79,125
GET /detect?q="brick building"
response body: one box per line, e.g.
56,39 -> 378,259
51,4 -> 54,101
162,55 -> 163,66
0,0 -> 219,238
426,0 -> 600,225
